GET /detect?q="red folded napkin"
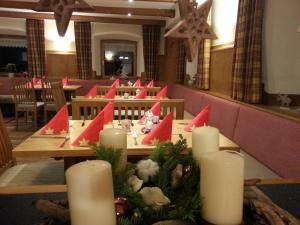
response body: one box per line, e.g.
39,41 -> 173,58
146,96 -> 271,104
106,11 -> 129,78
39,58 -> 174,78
103,101 -> 114,124
32,77 -> 42,86
85,86 -> 97,98
133,79 -> 141,87
112,79 -> 120,88
142,112 -> 173,145
147,80 -> 154,88
155,86 -> 168,99
104,87 -> 116,99
72,111 -> 104,146
184,105 -> 211,132
135,86 -> 147,99
62,77 -> 69,86
40,104 -> 69,135
138,101 -> 160,124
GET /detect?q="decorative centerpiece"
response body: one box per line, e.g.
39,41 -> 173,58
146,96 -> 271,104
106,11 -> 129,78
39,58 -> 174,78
33,137 -> 299,225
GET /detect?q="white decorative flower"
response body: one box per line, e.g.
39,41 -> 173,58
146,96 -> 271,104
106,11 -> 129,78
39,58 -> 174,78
128,175 -> 143,192
139,187 -> 171,210
136,159 -> 159,182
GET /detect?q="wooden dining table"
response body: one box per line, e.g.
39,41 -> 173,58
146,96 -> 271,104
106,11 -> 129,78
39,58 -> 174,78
12,120 -> 239,169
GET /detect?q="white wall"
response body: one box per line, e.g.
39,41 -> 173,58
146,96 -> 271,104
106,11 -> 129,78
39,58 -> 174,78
212,0 -> 239,46
0,17 -> 26,35
44,20 -> 76,52
263,0 -> 300,94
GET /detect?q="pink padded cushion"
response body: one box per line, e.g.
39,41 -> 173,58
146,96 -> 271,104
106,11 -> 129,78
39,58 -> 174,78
168,84 -> 204,115
200,95 -> 240,139
234,106 -> 300,178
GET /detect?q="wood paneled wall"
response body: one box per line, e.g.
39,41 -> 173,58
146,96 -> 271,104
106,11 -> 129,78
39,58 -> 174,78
46,51 -> 78,78
210,47 -> 234,97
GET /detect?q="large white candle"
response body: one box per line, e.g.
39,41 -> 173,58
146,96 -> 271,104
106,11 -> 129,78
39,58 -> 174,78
100,128 -> 127,172
66,160 -> 116,225
192,126 -> 219,163
200,151 -> 244,225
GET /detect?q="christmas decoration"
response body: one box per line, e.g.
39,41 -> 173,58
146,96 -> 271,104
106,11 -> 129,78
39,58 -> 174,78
34,0 -> 94,36
165,0 -> 217,62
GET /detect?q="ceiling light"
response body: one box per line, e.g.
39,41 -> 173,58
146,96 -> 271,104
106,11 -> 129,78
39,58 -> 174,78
127,13 -> 132,17
128,0 -> 133,2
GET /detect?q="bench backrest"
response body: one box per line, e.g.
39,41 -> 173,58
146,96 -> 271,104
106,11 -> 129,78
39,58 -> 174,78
72,98 -> 184,120
96,86 -> 161,96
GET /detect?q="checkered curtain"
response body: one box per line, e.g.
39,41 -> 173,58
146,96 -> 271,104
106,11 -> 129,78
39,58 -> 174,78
232,0 -> 264,103
177,40 -> 186,83
75,22 -> 92,80
196,39 -> 211,89
143,25 -> 161,80
26,19 -> 46,78
196,12 -> 212,90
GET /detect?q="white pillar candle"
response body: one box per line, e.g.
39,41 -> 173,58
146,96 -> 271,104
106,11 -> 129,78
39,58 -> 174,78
192,126 -> 219,163
200,151 -> 244,225
66,160 -> 116,225
100,128 -> 127,172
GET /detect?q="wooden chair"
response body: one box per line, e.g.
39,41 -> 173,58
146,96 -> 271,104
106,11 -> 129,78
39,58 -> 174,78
72,98 -> 184,120
0,109 -> 14,174
11,78 -> 44,130
51,81 -> 67,110
42,78 -> 61,123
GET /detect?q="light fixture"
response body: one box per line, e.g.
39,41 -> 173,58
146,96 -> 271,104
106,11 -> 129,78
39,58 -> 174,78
127,13 -> 132,17
119,56 -> 124,59
128,0 -> 133,2
105,51 -> 114,61
124,56 -> 129,60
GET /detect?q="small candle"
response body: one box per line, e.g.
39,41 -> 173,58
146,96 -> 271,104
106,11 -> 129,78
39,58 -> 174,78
192,126 -> 219,163
200,151 -> 244,225
100,128 -> 127,172
66,160 -> 116,225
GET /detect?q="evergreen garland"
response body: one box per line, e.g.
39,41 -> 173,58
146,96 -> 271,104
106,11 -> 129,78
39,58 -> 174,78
93,135 -> 202,225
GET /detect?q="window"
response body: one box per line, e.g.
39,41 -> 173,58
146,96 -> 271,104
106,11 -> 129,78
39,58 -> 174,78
0,35 -> 27,73
101,40 -> 137,77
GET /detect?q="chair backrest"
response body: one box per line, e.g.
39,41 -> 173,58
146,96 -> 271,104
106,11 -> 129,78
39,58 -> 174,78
42,78 -> 61,106
96,86 -> 161,97
0,110 -> 14,174
11,78 -> 36,105
72,98 -> 184,120
51,81 -> 66,110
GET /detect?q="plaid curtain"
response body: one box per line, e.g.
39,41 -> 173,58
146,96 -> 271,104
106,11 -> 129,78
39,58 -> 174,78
196,12 -> 212,90
75,22 -> 92,79
143,25 -> 161,80
177,40 -> 186,83
232,0 -> 264,103
196,39 -> 211,89
26,19 -> 46,78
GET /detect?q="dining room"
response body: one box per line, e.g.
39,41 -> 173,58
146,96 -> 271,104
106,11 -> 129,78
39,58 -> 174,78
0,0 -> 299,225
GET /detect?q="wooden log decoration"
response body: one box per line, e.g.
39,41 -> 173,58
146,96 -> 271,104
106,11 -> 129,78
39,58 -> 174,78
165,0 -> 217,62
34,0 -> 94,37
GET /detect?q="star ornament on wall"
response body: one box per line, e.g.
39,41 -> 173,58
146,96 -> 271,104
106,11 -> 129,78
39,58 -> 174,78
34,0 -> 94,37
165,0 -> 217,62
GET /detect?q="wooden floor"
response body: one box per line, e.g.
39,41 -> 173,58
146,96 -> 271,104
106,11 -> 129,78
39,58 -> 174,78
0,114 -> 280,187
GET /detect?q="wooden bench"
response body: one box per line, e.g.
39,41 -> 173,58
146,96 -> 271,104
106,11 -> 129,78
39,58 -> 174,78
96,86 -> 161,96
72,98 -> 184,120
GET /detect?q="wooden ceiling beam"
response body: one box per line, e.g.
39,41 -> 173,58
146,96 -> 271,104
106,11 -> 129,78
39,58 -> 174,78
0,11 -> 166,26
0,1 -> 175,17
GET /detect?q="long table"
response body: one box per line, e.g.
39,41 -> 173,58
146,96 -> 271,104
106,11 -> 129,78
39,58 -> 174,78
12,120 -> 239,167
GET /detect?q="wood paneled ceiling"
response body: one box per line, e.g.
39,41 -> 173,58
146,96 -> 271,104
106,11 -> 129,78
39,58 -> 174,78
0,0 -> 179,26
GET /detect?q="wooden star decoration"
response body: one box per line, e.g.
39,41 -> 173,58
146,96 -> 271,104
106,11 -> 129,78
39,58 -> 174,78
34,0 -> 94,37
165,0 -> 217,62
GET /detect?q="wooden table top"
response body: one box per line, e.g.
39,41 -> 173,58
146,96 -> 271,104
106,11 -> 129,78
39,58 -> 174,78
12,120 -> 239,158
81,96 -> 168,100
33,85 -> 82,91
